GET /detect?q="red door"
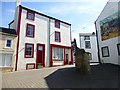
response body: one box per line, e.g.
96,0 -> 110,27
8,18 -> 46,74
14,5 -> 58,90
36,44 -> 45,68
66,54 -> 69,64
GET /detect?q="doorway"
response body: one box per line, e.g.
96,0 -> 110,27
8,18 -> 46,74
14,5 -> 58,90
36,44 -> 45,68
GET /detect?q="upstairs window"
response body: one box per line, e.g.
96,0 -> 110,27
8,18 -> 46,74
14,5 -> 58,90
26,23 -> 35,38
85,41 -> 91,49
6,39 -> 12,48
55,20 -> 60,28
25,43 -> 34,58
55,31 -> 61,42
26,11 -> 35,21
84,36 -> 90,40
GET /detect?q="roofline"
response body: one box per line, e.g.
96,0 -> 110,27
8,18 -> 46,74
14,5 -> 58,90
20,5 -> 71,26
94,2 -> 109,23
79,33 -> 96,36
0,32 -> 17,37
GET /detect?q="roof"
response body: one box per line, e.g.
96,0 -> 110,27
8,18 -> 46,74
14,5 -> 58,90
0,27 -> 17,35
79,32 -> 96,36
20,5 -> 71,26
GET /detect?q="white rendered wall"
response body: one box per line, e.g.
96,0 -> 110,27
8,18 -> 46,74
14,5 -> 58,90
50,19 -> 71,47
17,8 -> 71,70
95,1 -> 119,65
17,9 -> 49,70
80,35 -> 98,62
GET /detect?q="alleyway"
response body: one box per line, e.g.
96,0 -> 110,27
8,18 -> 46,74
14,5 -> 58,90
2,64 -> 119,89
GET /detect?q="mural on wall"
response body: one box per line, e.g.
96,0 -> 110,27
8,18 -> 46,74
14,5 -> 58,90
100,11 -> 120,41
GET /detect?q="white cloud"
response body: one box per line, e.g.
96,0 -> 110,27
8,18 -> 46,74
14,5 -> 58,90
8,9 -> 15,13
45,0 -> 108,16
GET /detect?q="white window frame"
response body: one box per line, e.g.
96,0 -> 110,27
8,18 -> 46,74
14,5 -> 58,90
5,38 -> 12,48
52,48 -> 64,60
0,53 -> 13,67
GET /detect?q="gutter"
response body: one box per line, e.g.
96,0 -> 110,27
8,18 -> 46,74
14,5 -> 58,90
94,21 -> 101,64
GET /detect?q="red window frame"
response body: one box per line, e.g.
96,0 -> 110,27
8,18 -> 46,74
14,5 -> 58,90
26,63 -> 35,70
55,31 -> 61,42
24,43 -> 34,58
26,10 -> 35,21
55,20 -> 60,28
26,23 -> 35,38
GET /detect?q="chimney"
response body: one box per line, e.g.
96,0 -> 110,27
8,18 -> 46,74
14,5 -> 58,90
16,0 -> 21,7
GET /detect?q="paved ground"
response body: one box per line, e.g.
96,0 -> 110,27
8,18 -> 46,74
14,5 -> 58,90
2,64 -> 120,89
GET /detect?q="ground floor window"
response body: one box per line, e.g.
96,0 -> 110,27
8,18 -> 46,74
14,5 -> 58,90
0,54 -> 12,67
25,43 -> 34,58
101,46 -> 109,57
52,48 -> 64,60
117,43 -> 120,55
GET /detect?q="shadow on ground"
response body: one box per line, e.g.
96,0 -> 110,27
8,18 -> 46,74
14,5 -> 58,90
45,64 -> 119,88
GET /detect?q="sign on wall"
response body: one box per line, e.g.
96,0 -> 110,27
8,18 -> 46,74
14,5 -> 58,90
100,11 -> 120,41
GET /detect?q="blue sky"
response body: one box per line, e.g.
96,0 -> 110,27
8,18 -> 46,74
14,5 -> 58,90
1,0 -> 108,45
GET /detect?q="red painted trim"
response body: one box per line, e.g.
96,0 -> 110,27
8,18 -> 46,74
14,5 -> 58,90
36,43 -> 45,68
64,48 -> 66,65
26,63 -> 35,70
50,44 -> 72,67
50,44 -> 53,67
24,43 -> 34,58
51,44 -> 71,49
26,10 -> 35,21
55,31 -> 61,42
26,23 -> 35,38
15,6 -> 22,71
55,20 -> 60,28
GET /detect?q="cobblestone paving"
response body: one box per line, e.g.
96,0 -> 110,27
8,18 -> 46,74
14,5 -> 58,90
2,64 -> 119,88
2,65 -> 74,88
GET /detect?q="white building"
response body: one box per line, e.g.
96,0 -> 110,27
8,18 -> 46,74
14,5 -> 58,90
95,0 -> 120,65
10,5 -> 73,71
79,32 -> 99,63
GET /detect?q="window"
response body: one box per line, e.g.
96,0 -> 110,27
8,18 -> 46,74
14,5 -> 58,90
6,39 -> 12,48
0,54 -> 12,67
117,43 -> 120,55
52,48 -> 64,60
55,20 -> 60,28
84,36 -> 90,40
25,43 -> 34,58
26,23 -> 35,38
26,11 -> 35,20
55,31 -> 61,42
85,41 -> 91,49
89,53 -> 92,60
101,46 -> 109,57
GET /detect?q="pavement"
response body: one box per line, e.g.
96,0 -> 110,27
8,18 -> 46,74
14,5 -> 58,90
1,63 -> 120,89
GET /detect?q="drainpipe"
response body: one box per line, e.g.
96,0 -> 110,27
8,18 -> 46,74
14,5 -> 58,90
94,21 -> 101,64
46,18 -> 50,67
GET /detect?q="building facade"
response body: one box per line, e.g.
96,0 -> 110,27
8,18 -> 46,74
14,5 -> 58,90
10,5 -> 73,71
95,0 -> 120,65
0,27 -> 17,72
79,32 -> 99,63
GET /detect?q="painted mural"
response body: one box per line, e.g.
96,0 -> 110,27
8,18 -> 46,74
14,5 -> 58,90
100,11 -> 120,41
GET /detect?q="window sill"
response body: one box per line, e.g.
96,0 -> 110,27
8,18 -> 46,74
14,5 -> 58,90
26,18 -> 35,21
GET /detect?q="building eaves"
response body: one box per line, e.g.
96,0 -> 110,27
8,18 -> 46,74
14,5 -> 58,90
20,5 -> 71,26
